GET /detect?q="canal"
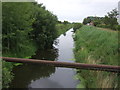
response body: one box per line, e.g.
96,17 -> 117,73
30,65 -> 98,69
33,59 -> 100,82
9,28 -> 79,88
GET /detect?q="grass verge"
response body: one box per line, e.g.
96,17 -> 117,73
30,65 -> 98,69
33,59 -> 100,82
74,25 -> 119,88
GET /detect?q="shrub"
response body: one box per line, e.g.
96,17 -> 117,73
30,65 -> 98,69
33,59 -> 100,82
114,25 -> 120,31
93,20 -> 101,26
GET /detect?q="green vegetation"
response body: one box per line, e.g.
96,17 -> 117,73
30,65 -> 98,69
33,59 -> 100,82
56,23 -> 72,36
2,2 -> 72,88
2,1 -> 119,89
31,3 -> 58,50
73,23 -> 83,32
74,25 -> 119,88
103,9 -> 118,30
83,9 -> 119,31
2,2 -> 37,88
2,61 -> 13,88
83,16 -> 103,25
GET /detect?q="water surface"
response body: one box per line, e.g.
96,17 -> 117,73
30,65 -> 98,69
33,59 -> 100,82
10,28 -> 79,88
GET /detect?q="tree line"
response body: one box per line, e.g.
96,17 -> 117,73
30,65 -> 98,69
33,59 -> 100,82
2,2 -> 58,58
83,9 -> 120,30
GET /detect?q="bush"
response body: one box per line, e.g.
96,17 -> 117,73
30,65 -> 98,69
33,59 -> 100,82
2,61 -> 14,88
114,25 -> 120,31
93,20 -> 101,26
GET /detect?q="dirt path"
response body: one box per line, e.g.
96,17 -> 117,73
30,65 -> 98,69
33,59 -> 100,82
97,27 -> 118,33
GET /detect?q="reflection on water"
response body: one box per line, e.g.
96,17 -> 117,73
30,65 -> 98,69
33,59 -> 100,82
32,48 -> 58,61
56,29 -> 75,62
9,28 -> 79,88
10,64 -> 55,88
29,68 -> 77,88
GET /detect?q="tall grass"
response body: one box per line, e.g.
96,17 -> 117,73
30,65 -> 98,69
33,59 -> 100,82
74,25 -> 119,88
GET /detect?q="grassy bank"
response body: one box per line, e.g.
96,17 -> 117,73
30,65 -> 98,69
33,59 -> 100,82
56,23 -> 73,36
74,25 -> 119,88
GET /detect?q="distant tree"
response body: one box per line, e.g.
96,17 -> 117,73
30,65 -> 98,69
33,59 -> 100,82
83,17 -> 91,25
93,20 -> 102,26
103,8 -> 118,29
83,18 -> 88,25
63,21 -> 70,24
57,21 -> 62,24
83,16 -> 103,25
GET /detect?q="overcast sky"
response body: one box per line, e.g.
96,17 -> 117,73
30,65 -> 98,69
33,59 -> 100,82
36,0 -> 119,23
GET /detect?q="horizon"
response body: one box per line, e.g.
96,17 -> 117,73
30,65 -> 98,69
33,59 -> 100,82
36,0 -> 119,23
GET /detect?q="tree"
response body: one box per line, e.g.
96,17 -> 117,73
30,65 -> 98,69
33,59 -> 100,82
63,21 -> 70,24
83,17 -> 91,25
2,2 -> 58,88
30,3 -> 58,49
2,2 -> 36,88
2,2 -> 36,57
103,8 -> 118,29
93,20 -> 102,26
83,16 -> 103,25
